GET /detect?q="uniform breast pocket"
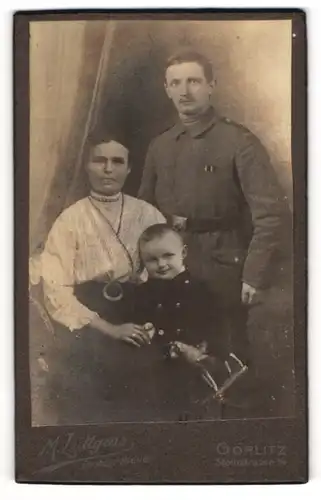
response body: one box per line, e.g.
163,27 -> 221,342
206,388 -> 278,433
194,162 -> 231,217
197,158 -> 231,190
157,164 -> 175,186
199,158 -> 232,186
155,164 -> 176,207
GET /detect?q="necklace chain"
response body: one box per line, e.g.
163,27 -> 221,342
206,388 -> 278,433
87,194 -> 134,278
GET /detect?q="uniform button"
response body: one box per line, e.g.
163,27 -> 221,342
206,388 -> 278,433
176,328 -> 182,335
184,279 -> 190,284
234,257 -> 239,263
175,302 -> 181,308
158,329 -> 164,336
157,303 -> 163,309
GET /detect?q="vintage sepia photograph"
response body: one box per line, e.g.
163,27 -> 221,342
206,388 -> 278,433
15,10 -> 307,483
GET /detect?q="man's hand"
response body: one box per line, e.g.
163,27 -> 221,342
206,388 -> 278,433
241,282 -> 257,305
171,215 -> 187,231
38,357 -> 49,372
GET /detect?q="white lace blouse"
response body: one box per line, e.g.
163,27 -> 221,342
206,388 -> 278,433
38,194 -> 165,331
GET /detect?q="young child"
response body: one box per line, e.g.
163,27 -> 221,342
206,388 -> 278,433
125,223 -> 248,420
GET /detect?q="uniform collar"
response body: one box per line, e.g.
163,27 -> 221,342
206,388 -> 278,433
170,106 -> 219,140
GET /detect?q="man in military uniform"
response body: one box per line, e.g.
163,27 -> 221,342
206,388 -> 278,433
138,49 -> 283,364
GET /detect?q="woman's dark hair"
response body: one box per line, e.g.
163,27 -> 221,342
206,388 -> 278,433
83,129 -> 131,170
86,129 -> 130,152
165,49 -> 214,83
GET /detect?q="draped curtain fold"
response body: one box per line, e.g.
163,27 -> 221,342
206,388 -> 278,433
29,20 -> 116,255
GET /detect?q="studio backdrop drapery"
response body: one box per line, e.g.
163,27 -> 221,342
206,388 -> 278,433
28,20 -> 116,425
29,20 -> 116,256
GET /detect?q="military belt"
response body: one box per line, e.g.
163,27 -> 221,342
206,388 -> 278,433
185,217 -> 238,233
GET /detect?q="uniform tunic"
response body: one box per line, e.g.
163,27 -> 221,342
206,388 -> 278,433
138,107 -> 283,358
139,107 -> 283,291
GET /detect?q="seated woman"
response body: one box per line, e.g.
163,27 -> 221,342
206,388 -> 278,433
39,133 -> 165,424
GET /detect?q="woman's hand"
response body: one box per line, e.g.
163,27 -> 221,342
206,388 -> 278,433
89,315 -> 150,347
110,323 -> 152,347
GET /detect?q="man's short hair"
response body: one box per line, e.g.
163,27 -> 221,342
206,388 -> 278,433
138,223 -> 183,249
165,49 -> 214,83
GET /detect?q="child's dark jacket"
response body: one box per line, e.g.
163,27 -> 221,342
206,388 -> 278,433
128,269 -> 227,360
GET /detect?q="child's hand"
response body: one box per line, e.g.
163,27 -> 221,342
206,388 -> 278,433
143,322 -> 156,341
172,341 -> 207,364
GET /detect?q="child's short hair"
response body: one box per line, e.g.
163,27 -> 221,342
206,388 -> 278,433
138,223 -> 184,249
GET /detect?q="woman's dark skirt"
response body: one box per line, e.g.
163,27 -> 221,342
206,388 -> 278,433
46,281 -> 219,424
